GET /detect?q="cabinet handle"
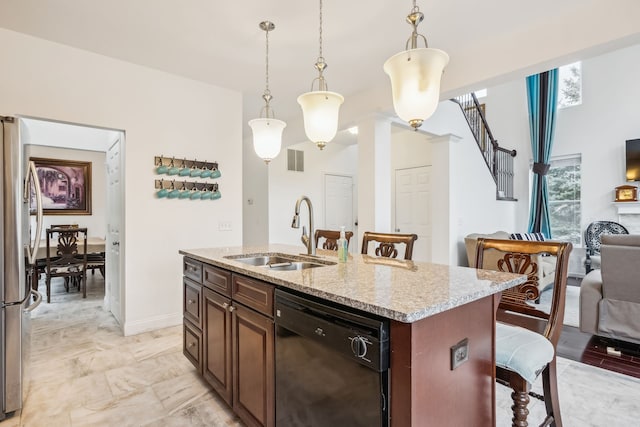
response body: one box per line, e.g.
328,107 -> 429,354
222,302 -> 229,310
229,305 -> 235,312
188,299 -> 195,305
188,342 -> 196,348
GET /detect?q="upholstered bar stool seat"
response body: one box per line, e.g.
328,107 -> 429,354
496,323 -> 555,385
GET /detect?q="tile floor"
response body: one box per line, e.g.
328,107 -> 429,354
4,274 -> 640,426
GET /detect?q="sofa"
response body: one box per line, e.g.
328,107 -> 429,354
464,231 -> 557,293
579,234 -> 640,345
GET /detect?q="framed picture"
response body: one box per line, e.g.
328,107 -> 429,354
30,157 -> 92,215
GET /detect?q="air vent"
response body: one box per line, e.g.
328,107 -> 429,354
287,149 -> 304,172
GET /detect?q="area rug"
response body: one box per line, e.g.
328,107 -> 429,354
537,285 -> 580,327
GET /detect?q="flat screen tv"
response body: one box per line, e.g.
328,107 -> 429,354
626,139 -> 640,181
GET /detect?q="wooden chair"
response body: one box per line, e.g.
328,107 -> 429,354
360,231 -> 418,261
314,229 -> 354,251
87,252 -> 106,278
44,226 -> 88,303
474,238 -> 572,427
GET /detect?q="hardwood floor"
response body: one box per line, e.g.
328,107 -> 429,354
556,276 -> 640,379
557,326 -> 640,379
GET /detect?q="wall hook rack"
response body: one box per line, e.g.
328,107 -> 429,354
154,155 -> 221,179
155,179 -> 221,200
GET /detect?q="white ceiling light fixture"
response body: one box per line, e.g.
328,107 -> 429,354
384,0 -> 449,130
297,0 -> 344,150
249,21 -> 286,164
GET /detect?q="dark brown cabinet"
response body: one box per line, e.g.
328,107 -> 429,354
233,303 -> 274,427
183,257 -> 274,427
202,287 -> 233,404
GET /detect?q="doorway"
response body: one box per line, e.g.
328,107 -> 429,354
394,166 -> 432,262
19,116 -> 125,326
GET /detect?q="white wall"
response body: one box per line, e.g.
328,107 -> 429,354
554,44 -> 640,226
483,80 -> 532,233
25,145 -> 107,238
0,28 -> 243,335
412,101 -> 518,266
268,141 -> 358,249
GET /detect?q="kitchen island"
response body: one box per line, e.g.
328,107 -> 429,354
179,244 -> 525,427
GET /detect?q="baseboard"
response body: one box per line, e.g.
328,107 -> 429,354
123,312 -> 182,336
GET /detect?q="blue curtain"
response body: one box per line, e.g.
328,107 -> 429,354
526,69 -> 559,239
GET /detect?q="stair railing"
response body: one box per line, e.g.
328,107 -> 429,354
450,93 -> 517,200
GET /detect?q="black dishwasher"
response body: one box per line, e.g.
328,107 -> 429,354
275,289 -> 390,427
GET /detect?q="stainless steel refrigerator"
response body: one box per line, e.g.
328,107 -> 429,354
0,116 -> 43,420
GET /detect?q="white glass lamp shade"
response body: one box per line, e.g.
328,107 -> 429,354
248,118 -> 286,163
384,47 -> 449,127
297,91 -> 344,149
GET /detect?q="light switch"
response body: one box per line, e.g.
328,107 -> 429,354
218,221 -> 232,231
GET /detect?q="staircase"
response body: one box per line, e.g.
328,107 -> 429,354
451,93 -> 517,200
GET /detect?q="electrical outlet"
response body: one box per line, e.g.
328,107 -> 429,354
218,221 -> 232,231
450,338 -> 469,370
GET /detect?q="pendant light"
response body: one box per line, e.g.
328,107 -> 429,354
249,21 -> 286,164
384,0 -> 449,130
297,0 -> 344,150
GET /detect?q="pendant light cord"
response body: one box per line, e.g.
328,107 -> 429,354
318,0 -> 323,62
312,0 -> 327,90
265,27 -> 270,97
259,21 -> 276,118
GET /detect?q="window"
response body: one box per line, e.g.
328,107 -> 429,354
547,155 -> 581,245
474,88 -> 487,99
557,62 -> 582,108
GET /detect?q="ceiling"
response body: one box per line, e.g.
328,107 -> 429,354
2,0 -> 639,144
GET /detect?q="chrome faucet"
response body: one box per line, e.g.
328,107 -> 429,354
291,195 -> 315,256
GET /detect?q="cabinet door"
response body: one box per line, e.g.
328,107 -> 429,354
183,278 -> 202,329
203,288 -> 233,404
183,320 -> 202,373
233,304 -> 275,427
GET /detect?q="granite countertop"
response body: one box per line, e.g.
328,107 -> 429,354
179,244 -> 525,323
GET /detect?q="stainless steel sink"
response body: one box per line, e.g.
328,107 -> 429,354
225,253 -> 335,271
230,255 -> 294,267
266,261 -> 326,271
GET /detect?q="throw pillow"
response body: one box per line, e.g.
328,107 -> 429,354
510,232 -> 545,241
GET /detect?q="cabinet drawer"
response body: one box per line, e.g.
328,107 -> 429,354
184,258 -> 203,283
183,320 -> 202,373
184,278 -> 202,329
232,274 -> 274,317
204,265 -> 232,297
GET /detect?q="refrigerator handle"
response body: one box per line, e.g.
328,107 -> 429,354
24,160 -> 43,266
23,289 -> 42,313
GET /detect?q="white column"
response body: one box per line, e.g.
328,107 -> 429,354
429,134 -> 461,265
357,116 -> 392,249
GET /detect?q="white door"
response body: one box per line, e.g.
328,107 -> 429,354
395,166 -> 431,262
106,137 -> 123,324
324,174 -> 355,251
